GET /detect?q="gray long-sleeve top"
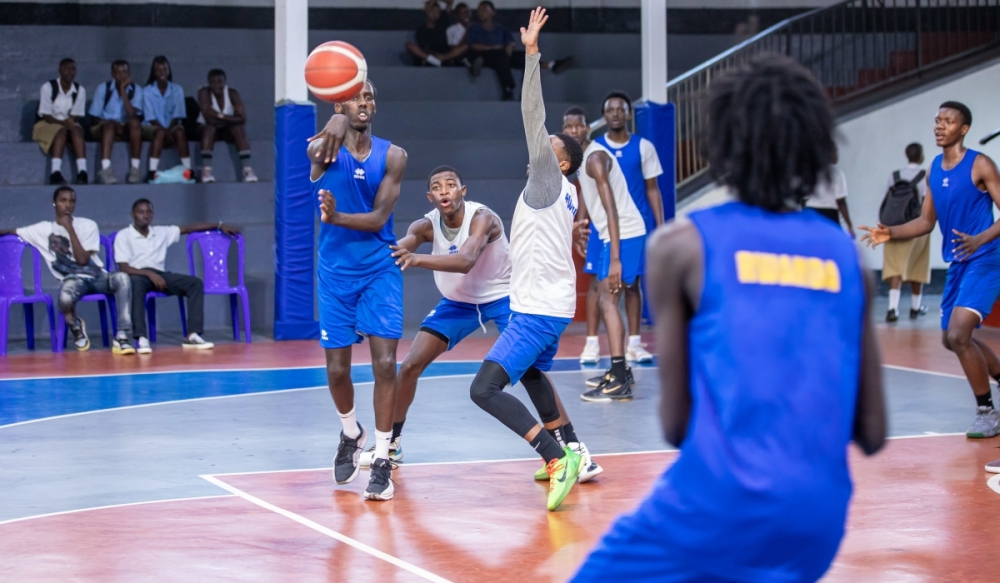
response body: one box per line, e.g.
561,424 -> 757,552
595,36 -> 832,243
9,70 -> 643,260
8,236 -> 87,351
521,53 -> 563,210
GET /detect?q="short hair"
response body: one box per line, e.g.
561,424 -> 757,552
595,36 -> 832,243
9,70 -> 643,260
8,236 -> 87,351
455,2 -> 469,10
939,101 -> 972,127
905,142 -> 923,163
132,198 -> 153,212
111,59 -> 129,72
553,132 -> 584,176
602,91 -> 633,114
705,54 -> 836,212
208,68 -> 226,80
52,185 -> 75,202
59,58 -> 75,67
427,165 -> 464,189
563,106 -> 589,125
147,55 -> 173,86
479,1 -> 495,10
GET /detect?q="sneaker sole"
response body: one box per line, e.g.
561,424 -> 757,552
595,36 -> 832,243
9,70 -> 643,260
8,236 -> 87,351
579,464 -> 603,483
580,393 -> 633,402
966,430 -> 1000,439
334,430 -> 368,485
364,481 -> 395,501
137,348 -> 152,355
182,343 -> 215,350
986,460 -> 1000,473
579,355 -> 600,364
113,346 -> 136,355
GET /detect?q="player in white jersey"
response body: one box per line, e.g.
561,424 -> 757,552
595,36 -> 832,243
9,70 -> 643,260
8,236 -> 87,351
468,8 -> 590,511
562,106 -> 646,402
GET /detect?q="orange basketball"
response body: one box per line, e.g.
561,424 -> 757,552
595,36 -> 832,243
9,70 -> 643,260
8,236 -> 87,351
305,41 -> 368,103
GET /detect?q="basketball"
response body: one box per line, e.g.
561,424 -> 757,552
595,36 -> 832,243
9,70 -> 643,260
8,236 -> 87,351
305,41 -> 368,103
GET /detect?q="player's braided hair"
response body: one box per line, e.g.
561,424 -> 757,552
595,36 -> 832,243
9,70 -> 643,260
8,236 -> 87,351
705,54 -> 836,212
554,132 -> 584,176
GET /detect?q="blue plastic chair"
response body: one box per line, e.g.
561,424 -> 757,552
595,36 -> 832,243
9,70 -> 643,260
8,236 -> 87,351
56,234 -> 117,348
0,235 -> 59,355
107,231 -> 186,343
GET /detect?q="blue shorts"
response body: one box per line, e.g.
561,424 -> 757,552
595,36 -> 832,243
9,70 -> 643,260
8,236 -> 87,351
485,312 -> 570,385
599,234 -> 646,285
941,252 -> 1000,329
420,296 -> 512,351
317,266 -> 403,349
583,226 -> 602,275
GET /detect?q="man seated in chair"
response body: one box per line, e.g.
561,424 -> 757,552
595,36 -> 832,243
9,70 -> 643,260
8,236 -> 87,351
0,186 -> 134,354
114,198 -> 239,353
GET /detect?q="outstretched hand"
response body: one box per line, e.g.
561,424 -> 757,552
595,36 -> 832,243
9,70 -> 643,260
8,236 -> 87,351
858,224 -> 891,248
389,244 -> 419,270
319,190 -> 338,224
308,114 -> 349,164
520,7 -> 548,55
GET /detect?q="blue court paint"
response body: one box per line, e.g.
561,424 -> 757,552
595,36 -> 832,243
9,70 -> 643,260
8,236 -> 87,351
0,358 -> 609,427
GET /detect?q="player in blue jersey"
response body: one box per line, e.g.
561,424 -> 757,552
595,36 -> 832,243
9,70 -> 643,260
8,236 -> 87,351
307,79 -> 408,501
573,55 -> 887,581
862,101 -> 1000,442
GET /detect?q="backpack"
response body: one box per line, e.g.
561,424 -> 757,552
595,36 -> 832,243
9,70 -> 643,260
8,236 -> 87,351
36,79 -> 80,120
879,169 -> 926,226
102,80 -> 135,110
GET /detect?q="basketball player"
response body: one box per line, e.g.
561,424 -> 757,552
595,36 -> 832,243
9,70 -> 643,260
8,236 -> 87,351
308,79 -> 407,501
596,92 -> 664,364
862,101 -> 1000,440
468,7 -> 588,511
562,106 -> 646,401
573,55 -> 886,581
358,164 -> 602,482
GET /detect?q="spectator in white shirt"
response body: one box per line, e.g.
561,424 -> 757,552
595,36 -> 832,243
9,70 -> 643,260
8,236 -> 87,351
33,58 -> 88,185
447,2 -> 471,49
114,198 -> 240,353
882,143 -> 931,322
0,187 -> 135,354
806,147 -> 855,238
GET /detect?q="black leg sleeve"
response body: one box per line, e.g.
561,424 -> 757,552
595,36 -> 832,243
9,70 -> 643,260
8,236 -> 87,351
521,367 -> 560,424
470,361 -> 538,438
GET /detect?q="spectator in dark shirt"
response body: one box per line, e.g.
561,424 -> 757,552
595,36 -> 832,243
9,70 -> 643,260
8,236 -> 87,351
405,0 -> 468,67
466,1 -> 571,100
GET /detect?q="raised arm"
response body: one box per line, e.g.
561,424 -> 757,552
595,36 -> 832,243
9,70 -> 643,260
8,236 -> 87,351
308,114 -> 350,177
391,208 -> 501,272
319,145 -> 407,232
519,8 -> 562,210
853,265 -> 887,455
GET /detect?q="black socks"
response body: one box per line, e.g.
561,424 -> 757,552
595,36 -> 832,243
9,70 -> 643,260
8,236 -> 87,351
562,422 -> 579,444
976,392 -> 994,409
391,421 -> 405,441
529,430 -> 564,463
610,356 -> 627,381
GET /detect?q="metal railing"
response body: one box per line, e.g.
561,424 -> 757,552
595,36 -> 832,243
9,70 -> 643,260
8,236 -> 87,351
669,0 -> 1000,188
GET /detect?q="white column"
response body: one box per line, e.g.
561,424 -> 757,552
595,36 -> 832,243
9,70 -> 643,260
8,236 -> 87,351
641,0 -> 668,104
275,0 -> 309,104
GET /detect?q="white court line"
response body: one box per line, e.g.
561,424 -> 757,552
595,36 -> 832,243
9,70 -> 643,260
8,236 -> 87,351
0,494 -> 235,527
201,474 -> 452,583
988,474 -> 1000,495
882,364 -> 968,380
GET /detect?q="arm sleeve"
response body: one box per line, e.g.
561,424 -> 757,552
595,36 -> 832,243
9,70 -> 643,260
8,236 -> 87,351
15,222 -> 50,252
166,225 -> 181,246
113,230 -> 132,265
521,54 -> 563,210
640,138 -> 664,179
76,219 -> 101,254
71,85 -> 86,117
38,83 -> 54,117
88,84 -> 103,118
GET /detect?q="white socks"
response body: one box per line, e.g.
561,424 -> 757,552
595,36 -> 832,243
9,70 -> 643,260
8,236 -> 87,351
101,159 -> 111,170
149,158 -> 159,172
338,406 -> 361,439
888,289 -> 901,311
374,430 -> 393,460
426,55 -> 442,67
76,158 -> 86,173
628,335 -> 642,348
181,157 -> 191,170
912,293 -> 923,310
585,335 -> 599,348
130,158 -> 140,169
51,158 -> 62,172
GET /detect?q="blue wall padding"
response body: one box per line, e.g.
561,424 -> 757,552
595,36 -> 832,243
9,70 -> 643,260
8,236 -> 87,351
635,101 -> 676,324
274,102 -> 320,340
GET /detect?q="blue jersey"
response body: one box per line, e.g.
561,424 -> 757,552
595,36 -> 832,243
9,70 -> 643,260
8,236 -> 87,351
314,136 -> 396,277
596,134 -> 654,231
642,203 -> 865,580
929,149 -> 998,262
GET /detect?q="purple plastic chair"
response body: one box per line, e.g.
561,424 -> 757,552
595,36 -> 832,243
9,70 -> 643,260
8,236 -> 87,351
187,231 -> 251,343
107,231 -> 186,343
0,235 -> 59,355
56,234 -> 117,349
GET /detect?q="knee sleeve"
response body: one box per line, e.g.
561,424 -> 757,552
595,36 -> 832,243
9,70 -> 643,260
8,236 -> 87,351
470,360 -> 510,408
470,361 -> 537,437
521,367 -> 560,424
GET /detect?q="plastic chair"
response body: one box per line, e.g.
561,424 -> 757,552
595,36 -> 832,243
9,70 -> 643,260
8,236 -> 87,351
107,231 -> 186,343
56,234 -> 117,348
187,231 -> 251,343
0,235 -> 59,355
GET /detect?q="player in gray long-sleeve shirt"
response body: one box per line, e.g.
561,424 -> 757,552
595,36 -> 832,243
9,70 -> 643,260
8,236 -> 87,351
521,49 -> 571,209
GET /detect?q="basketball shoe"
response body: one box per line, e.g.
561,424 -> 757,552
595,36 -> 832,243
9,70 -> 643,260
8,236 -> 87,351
333,423 -> 367,484
360,436 -> 403,468
534,441 -> 602,483
546,448 -> 582,511
364,458 -> 395,501
966,406 -> 1000,438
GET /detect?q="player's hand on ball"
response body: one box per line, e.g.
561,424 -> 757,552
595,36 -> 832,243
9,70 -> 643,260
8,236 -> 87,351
319,190 -> 338,224
389,244 -> 417,270
309,114 -> 350,163
858,224 -> 890,248
520,7 -> 548,53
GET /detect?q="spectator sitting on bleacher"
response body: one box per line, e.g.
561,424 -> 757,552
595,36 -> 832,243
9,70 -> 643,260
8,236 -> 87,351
89,59 -> 144,185
447,2 -> 472,52
114,198 -> 238,353
197,69 -> 258,183
34,58 -> 88,185
0,186 -> 135,354
405,0 -> 468,67
466,1 -> 571,100
142,56 -> 191,183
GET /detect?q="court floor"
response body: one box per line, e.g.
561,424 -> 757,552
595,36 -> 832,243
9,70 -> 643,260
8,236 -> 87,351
1,321 -> 999,582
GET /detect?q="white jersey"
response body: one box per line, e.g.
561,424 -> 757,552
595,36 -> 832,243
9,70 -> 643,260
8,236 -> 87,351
509,176 -> 579,319
425,201 -> 511,304
578,141 -> 647,242
196,86 -> 234,124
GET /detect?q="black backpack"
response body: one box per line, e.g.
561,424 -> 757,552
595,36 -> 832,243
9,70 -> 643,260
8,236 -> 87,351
102,80 -> 135,110
36,79 -> 80,120
879,170 -> 926,226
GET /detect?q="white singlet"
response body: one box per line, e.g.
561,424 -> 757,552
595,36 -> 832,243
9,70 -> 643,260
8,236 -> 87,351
196,86 -> 234,124
425,201 -> 511,305
509,176 -> 579,319
578,140 -> 647,242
